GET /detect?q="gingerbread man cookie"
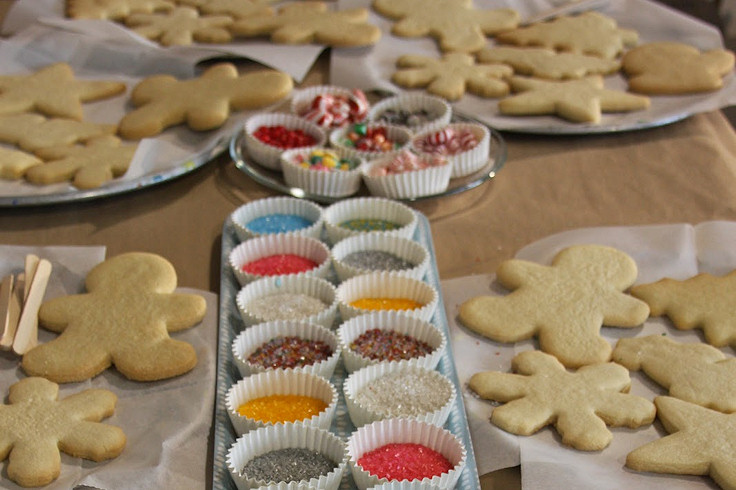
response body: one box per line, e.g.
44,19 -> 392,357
21,252 -> 207,382
0,113 -> 117,153
622,41 -> 735,94
0,377 -> 126,487
613,335 -> 736,413
0,146 -> 42,180
177,0 -> 273,19
459,245 -> 650,367
125,6 -> 234,46
392,52 -> 512,101
626,396 -> 736,490
0,63 -> 126,121
476,46 -> 621,80
469,350 -> 655,450
118,62 -> 293,139
230,1 -> 381,47
631,270 -> 736,349
66,0 -> 175,20
372,0 -> 519,53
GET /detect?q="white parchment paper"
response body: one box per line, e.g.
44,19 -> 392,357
0,245 -> 217,490
442,221 -> 736,489
331,0 -> 736,133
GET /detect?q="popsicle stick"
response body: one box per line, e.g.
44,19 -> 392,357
24,254 -> 39,302
13,259 -> 52,356
523,0 -> 610,25
5,274 -> 24,349
0,274 -> 15,350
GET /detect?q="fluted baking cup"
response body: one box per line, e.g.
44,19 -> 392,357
281,147 -> 364,198
360,152 -> 451,199
337,310 -> 446,373
232,320 -> 340,379
244,113 -> 326,170
227,424 -> 347,490
331,232 -> 429,281
346,418 -> 467,490
368,94 -> 452,135
230,197 -> 324,242
411,122 -> 490,178
367,482 -> 441,490
226,369 -> 338,436
236,275 -> 337,328
323,197 -> 417,245
329,123 -> 412,162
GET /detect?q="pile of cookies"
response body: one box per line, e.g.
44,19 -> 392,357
459,244 -> 736,490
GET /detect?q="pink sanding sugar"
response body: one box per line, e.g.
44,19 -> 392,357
357,442 -> 453,481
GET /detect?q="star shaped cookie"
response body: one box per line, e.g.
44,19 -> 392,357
626,396 -> 736,490
469,350 -> 655,450
230,1 -> 381,47
0,63 -> 126,121
631,270 -> 736,348
373,0 -> 519,53
0,113 -> 117,153
0,377 -> 125,487
0,146 -> 42,180
125,6 -> 234,46
118,62 -> 293,139
498,76 -> 651,123
476,46 -> 621,80
392,52 -> 512,101
613,335 -> 736,413
66,0 -> 175,20
21,252 -> 207,382
459,244 -> 650,367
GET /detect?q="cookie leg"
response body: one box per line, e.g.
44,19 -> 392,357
113,338 -> 197,381
22,334 -> 112,383
7,439 -> 61,487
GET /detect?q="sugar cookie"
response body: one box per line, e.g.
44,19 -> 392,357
125,6 -> 234,46
0,146 -> 43,180
66,0 -> 175,20
0,113 -> 117,153
476,46 -> 621,80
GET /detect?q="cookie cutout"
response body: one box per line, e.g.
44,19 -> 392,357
626,396 -> 736,490
613,335 -> 736,413
230,1 -> 381,47
21,252 -> 207,382
372,0 -> 519,53
125,6 -> 234,46
0,377 -> 125,487
118,63 -> 293,139
498,75 -> 651,123
0,146 -> 42,180
469,350 -> 655,450
66,0 -> 174,20
495,12 -> 638,60
458,244 -> 650,368
0,63 -> 126,121
476,46 -> 621,80
631,271 -> 736,348
392,52 -> 512,101
622,41 -> 736,95
26,135 -> 137,189
0,113 -> 117,153
178,0 -> 273,19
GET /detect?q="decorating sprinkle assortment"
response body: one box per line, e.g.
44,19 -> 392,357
414,126 -> 479,156
350,297 -> 423,311
339,124 -> 402,153
247,336 -> 333,369
253,125 -> 317,149
292,148 -> 360,172
301,89 -> 369,128
241,254 -> 318,276
349,328 -> 434,361
237,394 -> 327,423
239,447 -> 336,482
342,250 -> 414,272
368,149 -> 447,177
339,218 -> 401,231
355,370 -> 452,418
246,293 -> 327,321
375,107 -> 436,128
245,213 -> 313,234
357,442 -> 453,481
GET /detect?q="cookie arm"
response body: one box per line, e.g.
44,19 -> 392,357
59,421 -> 126,462
37,295 -> 88,333
160,293 -> 207,331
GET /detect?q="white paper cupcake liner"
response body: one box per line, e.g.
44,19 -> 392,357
232,320 -> 341,379
337,310 -> 446,373
335,271 -> 438,322
230,197 -> 325,242
226,370 -> 338,436
329,123 -> 412,162
344,363 -> 456,428
290,85 -> 370,130
361,153 -> 452,199
323,197 -> 418,245
330,232 -> 429,282
346,418 -> 467,490
281,147 -> 364,198
229,234 -> 331,286
244,113 -> 326,170
368,94 -> 452,135
366,482 -> 441,490
236,275 -> 338,328
411,122 -> 490,178
227,424 -> 347,490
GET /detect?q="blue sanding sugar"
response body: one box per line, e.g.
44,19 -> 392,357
239,447 -> 336,483
246,214 -> 313,234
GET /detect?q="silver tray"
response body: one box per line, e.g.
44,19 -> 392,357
212,211 -> 481,489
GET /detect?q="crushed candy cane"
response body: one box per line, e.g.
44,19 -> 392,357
414,126 -> 479,155
301,89 -> 368,128
368,149 -> 447,176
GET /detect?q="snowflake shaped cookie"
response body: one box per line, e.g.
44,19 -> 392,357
22,252 -> 207,382
373,0 -> 519,53
125,6 -> 234,46
613,335 -> 736,413
66,0 -> 175,20
476,46 -> 621,80
0,377 -> 125,487
469,350 -> 655,450
0,146 -> 42,179
631,270 -> 736,348
392,52 -> 512,101
626,396 -> 736,490
499,76 -> 651,123
0,113 -> 117,153
0,63 -> 126,121
118,62 -> 293,139
459,244 -> 650,367
230,1 -> 381,47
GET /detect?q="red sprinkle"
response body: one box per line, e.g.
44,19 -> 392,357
254,125 -> 316,149
350,328 -> 434,361
242,254 -> 318,276
357,443 -> 453,481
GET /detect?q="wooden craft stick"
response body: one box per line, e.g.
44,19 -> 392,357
13,259 -> 52,356
0,274 -> 15,350
24,254 -> 39,302
5,273 -> 24,349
